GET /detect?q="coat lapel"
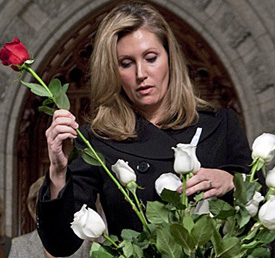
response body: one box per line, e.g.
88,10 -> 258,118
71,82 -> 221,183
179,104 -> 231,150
94,110 -> 221,160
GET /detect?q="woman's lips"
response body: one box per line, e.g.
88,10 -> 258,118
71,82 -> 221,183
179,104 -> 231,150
137,85 -> 153,94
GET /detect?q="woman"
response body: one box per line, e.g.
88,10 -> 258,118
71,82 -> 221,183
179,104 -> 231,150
37,1 -> 252,256
9,177 -> 90,258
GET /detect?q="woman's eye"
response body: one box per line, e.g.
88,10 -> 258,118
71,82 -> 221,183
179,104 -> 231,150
120,60 -> 132,68
146,55 -> 157,63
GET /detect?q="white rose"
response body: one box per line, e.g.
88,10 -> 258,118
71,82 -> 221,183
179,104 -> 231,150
172,143 -> 201,174
252,133 -> 275,164
155,173 -> 182,196
265,167 -> 275,189
245,191 -> 264,217
111,159 -> 136,186
258,195 -> 275,230
71,204 -> 106,240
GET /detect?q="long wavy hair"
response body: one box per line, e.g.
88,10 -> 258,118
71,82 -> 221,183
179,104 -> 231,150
89,1 -> 211,140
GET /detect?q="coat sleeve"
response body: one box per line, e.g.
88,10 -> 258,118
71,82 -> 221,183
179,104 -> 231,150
219,108 -> 252,174
37,126 -> 102,257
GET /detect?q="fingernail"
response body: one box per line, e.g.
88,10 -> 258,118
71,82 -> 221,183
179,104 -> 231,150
185,190 -> 190,196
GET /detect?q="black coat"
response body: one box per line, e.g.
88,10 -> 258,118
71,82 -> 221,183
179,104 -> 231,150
37,108 -> 252,256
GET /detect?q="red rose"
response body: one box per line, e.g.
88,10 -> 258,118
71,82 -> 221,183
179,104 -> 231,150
0,38 -> 30,71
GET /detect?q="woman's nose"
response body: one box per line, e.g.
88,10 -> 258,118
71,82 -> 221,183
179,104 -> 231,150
136,62 -> 147,83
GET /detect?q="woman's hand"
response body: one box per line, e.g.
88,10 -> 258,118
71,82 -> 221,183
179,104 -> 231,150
177,167 -> 234,199
46,110 -> 78,198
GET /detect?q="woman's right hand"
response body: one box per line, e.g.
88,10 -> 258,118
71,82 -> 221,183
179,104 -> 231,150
46,110 -> 79,198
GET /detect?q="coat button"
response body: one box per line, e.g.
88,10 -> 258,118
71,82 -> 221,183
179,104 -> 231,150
137,161 -> 150,173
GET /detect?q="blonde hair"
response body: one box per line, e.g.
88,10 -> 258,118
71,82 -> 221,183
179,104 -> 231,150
27,176 -> 45,222
89,1 -> 210,140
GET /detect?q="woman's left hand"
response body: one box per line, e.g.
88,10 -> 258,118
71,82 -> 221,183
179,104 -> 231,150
177,167 -> 235,199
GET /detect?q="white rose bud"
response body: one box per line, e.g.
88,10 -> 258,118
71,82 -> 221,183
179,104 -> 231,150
172,143 -> 201,174
155,173 -> 182,196
111,159 -> 136,186
71,204 -> 106,240
252,133 -> 275,164
245,191 -> 264,217
265,167 -> 275,189
258,195 -> 275,230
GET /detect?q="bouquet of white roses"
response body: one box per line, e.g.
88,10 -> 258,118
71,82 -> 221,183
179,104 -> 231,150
1,38 -> 275,258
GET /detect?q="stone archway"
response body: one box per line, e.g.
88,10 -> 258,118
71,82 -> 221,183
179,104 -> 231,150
15,1 -> 242,235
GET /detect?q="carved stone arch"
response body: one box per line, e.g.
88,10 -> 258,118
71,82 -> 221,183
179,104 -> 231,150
15,1 -> 243,235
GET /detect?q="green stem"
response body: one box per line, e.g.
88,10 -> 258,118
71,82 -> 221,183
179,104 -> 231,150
181,174 -> 189,220
229,218 -> 236,237
182,175 -> 187,207
132,191 -> 147,225
23,65 -> 55,100
76,129 -> 150,233
249,162 -> 257,182
103,233 -> 119,249
182,174 -> 190,208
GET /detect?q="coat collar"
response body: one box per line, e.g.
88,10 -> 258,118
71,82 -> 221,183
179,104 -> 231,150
93,110 -> 221,160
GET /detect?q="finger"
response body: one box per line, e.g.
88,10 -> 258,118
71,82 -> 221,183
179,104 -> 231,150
53,109 -> 74,120
47,125 -> 78,142
203,187 -> 224,199
186,173 -> 207,188
203,188 -> 217,199
52,116 -> 78,129
186,180 -> 211,196
52,109 -> 78,129
176,184 -> 183,194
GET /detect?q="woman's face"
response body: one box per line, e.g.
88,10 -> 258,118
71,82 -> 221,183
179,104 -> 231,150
117,28 -> 169,117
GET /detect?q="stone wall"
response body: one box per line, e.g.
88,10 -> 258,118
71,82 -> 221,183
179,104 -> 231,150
0,0 -> 274,236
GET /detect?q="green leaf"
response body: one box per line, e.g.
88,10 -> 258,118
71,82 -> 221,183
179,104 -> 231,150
48,78 -> 62,95
234,173 -> 257,205
241,240 -> 260,249
233,173 -> 247,203
191,215 -> 215,246
248,247 -> 271,257
170,224 -> 196,251
102,235 -> 119,247
156,226 -> 184,258
63,83 -> 69,93
161,189 -> 181,205
90,242 -> 114,258
209,199 -> 235,219
55,89 -> 70,110
38,106 -> 56,116
195,192 -> 204,202
146,201 -> 170,224
21,80 -> 51,97
182,212 -> 194,233
81,148 -> 105,166
120,240 -> 143,258
48,78 -> 70,110
210,225 -> 223,254
121,229 -> 140,240
236,205 -> 251,229
241,227 -> 259,243
216,237 -> 241,258
257,229 -> 275,244
42,98 -> 54,106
